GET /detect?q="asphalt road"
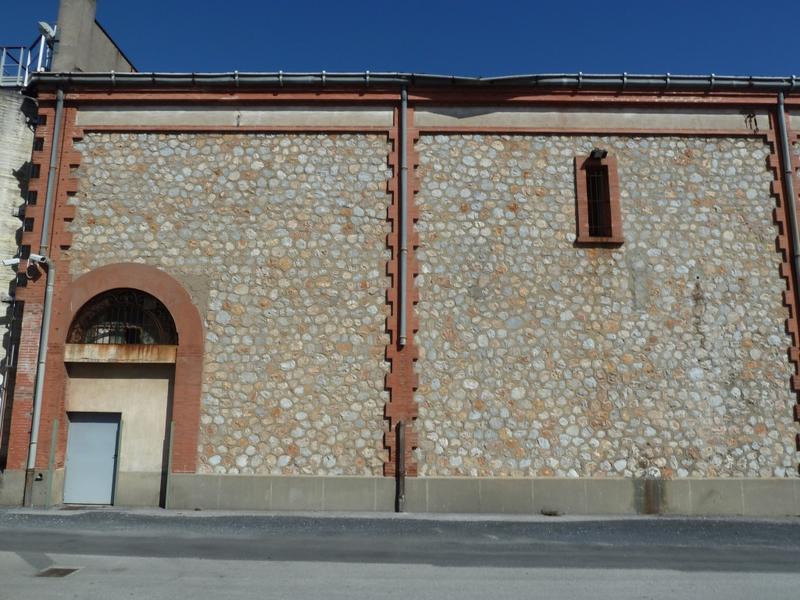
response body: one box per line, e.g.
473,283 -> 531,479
0,509 -> 798,599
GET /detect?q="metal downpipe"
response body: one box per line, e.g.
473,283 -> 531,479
38,88 -> 63,257
777,93 -> 800,304
398,87 -> 408,347
395,421 -> 406,512
394,88 -> 409,512
23,88 -> 62,507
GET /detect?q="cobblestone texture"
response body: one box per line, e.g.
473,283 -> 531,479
0,92 -> 32,399
70,132 -> 391,475
415,135 -> 798,479
66,129 -> 800,481
795,138 -> 799,175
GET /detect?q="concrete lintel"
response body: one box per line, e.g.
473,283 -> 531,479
415,106 -> 769,132
75,106 -> 394,128
64,343 -> 178,364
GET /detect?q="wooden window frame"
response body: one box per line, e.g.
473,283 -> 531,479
574,154 -> 624,245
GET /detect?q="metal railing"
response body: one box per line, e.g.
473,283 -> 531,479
0,33 -> 53,88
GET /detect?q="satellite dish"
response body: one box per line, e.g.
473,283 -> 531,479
37,22 -> 57,42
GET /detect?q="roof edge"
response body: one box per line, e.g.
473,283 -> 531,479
26,71 -> 800,94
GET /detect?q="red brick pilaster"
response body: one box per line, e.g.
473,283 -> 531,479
767,113 -> 800,472
6,102 -> 82,471
5,101 -> 59,470
5,304 -> 42,469
383,105 -> 420,476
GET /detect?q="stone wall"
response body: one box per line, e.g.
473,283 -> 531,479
415,134 -> 798,479
0,90 -> 31,448
0,91 -> 29,260
795,139 -> 799,173
66,128 -> 800,482
69,132 -> 391,476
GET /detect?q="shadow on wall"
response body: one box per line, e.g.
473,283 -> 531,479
0,151 -> 34,470
0,96 -> 41,470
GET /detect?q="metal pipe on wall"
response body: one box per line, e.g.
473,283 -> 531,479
23,88 -> 63,507
393,89 -> 410,510
38,88 -> 63,256
22,250 -> 57,508
395,421 -> 406,512
398,87 -> 408,347
776,93 -> 800,290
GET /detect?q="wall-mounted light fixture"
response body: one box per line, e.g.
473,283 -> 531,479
37,22 -> 57,43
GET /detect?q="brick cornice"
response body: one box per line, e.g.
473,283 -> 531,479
38,89 -> 800,108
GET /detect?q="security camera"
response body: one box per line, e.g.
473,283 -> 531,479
2,258 -> 20,267
28,254 -> 48,264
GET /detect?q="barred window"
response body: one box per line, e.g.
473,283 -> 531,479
586,162 -> 612,237
574,151 -> 623,245
67,289 -> 177,345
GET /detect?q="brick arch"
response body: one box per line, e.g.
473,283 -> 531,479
51,263 -> 204,473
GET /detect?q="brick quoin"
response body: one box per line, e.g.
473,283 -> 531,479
770,121 -> 800,466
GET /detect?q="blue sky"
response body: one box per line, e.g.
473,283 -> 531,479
2,1 -> 798,76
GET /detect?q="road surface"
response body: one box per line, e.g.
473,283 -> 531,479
0,509 -> 797,599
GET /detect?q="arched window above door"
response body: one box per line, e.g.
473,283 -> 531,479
67,288 -> 178,345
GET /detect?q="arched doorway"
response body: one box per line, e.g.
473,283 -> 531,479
63,289 -> 178,505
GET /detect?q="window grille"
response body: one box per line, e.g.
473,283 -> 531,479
67,289 -> 177,345
586,162 -> 612,237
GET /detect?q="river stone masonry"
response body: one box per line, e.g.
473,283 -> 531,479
415,134 -> 799,479
68,132 -> 391,476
